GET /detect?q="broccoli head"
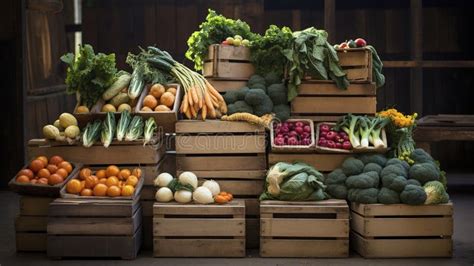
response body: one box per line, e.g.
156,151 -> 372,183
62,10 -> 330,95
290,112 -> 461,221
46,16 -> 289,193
400,184 -> 427,205
227,101 -> 253,115
273,104 -> 291,121
378,187 -> 401,204
326,169 -> 347,185
407,179 -> 421,186
345,173 -> 378,189
382,175 -> 408,192
357,154 -> 387,167
248,74 -> 265,87
381,164 -> 408,179
386,158 -> 410,172
267,83 -> 287,105
245,89 -> 267,106
410,148 -> 434,164
235,87 -> 250,101
408,162 -> 440,185
363,163 -> 382,175
365,171 -> 380,188
348,188 -> 379,204
253,95 -> 273,116
342,157 -> 364,176
223,90 -> 239,104
424,181 -> 449,204
326,184 -> 348,199
250,83 -> 267,93
264,72 -> 281,86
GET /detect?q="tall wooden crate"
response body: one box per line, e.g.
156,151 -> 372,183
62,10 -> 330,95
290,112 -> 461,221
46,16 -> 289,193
203,44 -> 254,79
260,200 -> 349,257
350,202 -> 453,258
175,120 -> 266,249
153,201 -> 246,257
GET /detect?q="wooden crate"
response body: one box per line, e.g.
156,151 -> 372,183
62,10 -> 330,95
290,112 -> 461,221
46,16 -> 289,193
47,198 -> 142,259
203,44 -> 254,79
207,78 -> 248,93
268,153 -> 349,172
337,48 -> 372,82
260,200 -> 349,258
153,200 -> 246,257
290,82 -> 376,122
350,202 -> 453,258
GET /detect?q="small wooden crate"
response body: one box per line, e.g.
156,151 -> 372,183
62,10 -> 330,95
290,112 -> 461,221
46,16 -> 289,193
153,200 -> 246,257
268,153 -> 349,172
337,48 -> 372,82
203,44 -> 254,79
260,200 -> 349,257
350,202 -> 453,258
291,82 -> 376,122
207,78 -> 248,93
47,198 -> 142,259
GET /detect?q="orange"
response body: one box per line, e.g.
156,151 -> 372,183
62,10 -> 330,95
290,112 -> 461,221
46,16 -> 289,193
106,165 -> 120,177
121,185 -> 135,196
118,169 -> 131,180
166,87 -> 177,96
125,175 -> 138,187
37,178 -> 49,185
46,164 -> 58,174
107,185 -> 121,197
37,168 -> 51,179
56,168 -> 68,178
48,174 -> 64,185
29,159 -> 44,173
36,156 -> 48,167
98,178 -> 107,184
58,161 -> 73,173
85,175 -> 99,189
118,181 -> 124,188
80,188 -> 93,196
16,175 -> 30,183
93,183 -> 108,196
143,95 -> 158,109
80,180 -> 85,190
105,176 -> 119,187
30,179 -> 38,184
96,169 -> 107,179
79,168 -> 92,180
66,179 -> 82,194
49,155 -> 64,165
17,169 -> 34,179
131,168 -> 142,178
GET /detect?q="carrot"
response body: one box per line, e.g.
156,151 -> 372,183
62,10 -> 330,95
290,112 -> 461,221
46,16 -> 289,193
205,80 -> 224,102
190,86 -> 199,105
218,99 -> 227,114
182,94 -> 189,113
196,86 -> 203,109
184,107 -> 192,119
187,89 -> 194,106
201,103 -> 207,120
189,102 -> 197,118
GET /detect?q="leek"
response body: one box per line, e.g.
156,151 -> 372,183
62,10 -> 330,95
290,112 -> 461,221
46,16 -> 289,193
82,120 -> 102,148
358,116 -> 370,148
116,110 -> 131,141
143,117 -> 157,146
369,116 -> 390,148
101,112 -> 116,148
125,116 -> 144,141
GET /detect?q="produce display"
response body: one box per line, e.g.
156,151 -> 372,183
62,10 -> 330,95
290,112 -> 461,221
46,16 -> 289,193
324,150 -> 448,205
140,83 -> 177,112
154,172 -> 233,204
272,120 -> 313,147
43,113 -> 80,144
14,155 -> 73,186
65,165 -> 141,197
331,115 -> 389,150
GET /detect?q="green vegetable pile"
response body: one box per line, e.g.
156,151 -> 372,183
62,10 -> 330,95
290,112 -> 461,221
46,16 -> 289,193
186,9 -> 257,71
223,74 -> 290,121
333,114 -> 390,149
260,162 -> 327,201
325,149 -> 449,205
61,44 -> 117,108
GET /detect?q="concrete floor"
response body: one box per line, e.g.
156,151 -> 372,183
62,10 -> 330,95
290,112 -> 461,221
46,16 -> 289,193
1,174 -> 473,265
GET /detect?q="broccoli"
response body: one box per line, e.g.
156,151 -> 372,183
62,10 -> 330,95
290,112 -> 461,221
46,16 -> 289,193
410,148 -> 434,164
267,83 -> 287,105
348,188 -> 379,204
363,163 -> 382,175
400,184 -> 427,205
424,181 -> 449,204
250,83 -> 267,93
253,95 -> 273,116
378,187 -> 401,204
381,164 -> 408,179
386,158 -> 410,171
382,175 -> 408,192
227,101 -> 253,115
264,72 -> 281,86
245,89 -> 267,106
347,188 -> 360,202
357,154 -> 387,167
223,90 -> 239,104
346,173 -> 378,189
273,104 -> 291,121
235,87 -> 250,101
365,171 -> 380,188
326,169 -> 347,185
342,157 -> 364,176
408,162 -> 440,185
248,74 -> 265,87
407,179 -> 421,186
326,184 -> 348,199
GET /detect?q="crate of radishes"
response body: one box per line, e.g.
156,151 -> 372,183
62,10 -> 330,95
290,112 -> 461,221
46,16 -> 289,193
271,119 -> 315,152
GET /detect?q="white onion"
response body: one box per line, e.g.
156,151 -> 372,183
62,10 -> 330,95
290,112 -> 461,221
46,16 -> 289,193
202,180 -> 220,196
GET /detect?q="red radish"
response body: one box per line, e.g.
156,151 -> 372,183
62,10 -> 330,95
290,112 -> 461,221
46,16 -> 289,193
318,139 -> 328,147
320,124 -> 330,132
301,138 -> 311,145
303,125 -> 311,132
295,121 -> 304,128
326,140 -> 336,149
335,142 -> 343,149
289,131 -> 298,137
326,131 -> 337,141
320,131 -> 327,138
295,127 -> 303,134
274,137 -> 285,146
288,137 -> 298,145
342,141 -> 352,150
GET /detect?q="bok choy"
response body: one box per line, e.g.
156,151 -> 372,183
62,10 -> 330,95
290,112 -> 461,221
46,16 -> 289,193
143,117 -> 157,146
101,112 -> 116,148
82,120 -> 102,148
125,116 -> 144,141
116,110 -> 131,141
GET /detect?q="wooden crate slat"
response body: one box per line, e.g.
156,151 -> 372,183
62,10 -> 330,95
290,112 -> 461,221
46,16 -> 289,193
153,201 -> 245,216
338,49 -> 370,67
178,170 -> 266,180
207,78 -> 248,93
20,196 -> 53,216
176,135 -> 266,154
261,218 -> 348,238
206,44 -> 251,61
260,239 -> 348,258
16,232 -> 46,252
203,61 -> 254,79
176,155 -> 267,171
345,67 -> 371,81
291,96 -> 376,114
153,218 -> 245,237
217,180 -> 264,196
261,200 -> 348,214
142,163 -> 162,186
15,216 -> 48,232
268,153 -> 349,172
350,202 -> 454,216
298,82 -> 376,96
153,238 -> 245,257
49,198 -> 139,217
176,120 -> 265,134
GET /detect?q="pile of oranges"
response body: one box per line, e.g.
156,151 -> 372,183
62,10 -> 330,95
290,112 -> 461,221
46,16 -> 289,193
66,165 -> 141,197
16,155 -> 73,186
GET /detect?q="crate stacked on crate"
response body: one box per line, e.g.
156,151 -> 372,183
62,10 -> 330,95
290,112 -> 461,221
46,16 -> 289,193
175,120 -> 266,249
15,196 -> 53,252
350,202 -> 453,258
260,200 -> 349,257
153,200 -> 246,257
204,44 -> 254,93
47,198 -> 142,259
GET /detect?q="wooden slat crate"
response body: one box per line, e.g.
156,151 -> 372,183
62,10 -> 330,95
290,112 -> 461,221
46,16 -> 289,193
203,44 -> 254,79
350,202 -> 453,258
268,153 -> 349,172
153,200 -> 246,257
260,200 -> 349,258
47,198 -> 142,259
207,78 -> 248,93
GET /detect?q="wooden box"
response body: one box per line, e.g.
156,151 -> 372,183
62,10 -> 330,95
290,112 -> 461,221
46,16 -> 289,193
260,200 -> 349,257
268,153 -> 349,172
207,78 -> 248,93
135,83 -> 182,133
337,48 -> 372,82
47,198 -> 142,259
203,44 -> 254,79
291,82 -> 376,123
153,201 -> 246,257
350,202 -> 453,258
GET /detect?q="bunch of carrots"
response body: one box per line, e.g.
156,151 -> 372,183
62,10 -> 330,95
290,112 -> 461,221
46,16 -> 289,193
145,46 -> 227,120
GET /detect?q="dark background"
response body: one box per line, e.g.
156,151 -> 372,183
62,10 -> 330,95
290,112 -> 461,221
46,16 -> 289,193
1,0 -> 473,187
